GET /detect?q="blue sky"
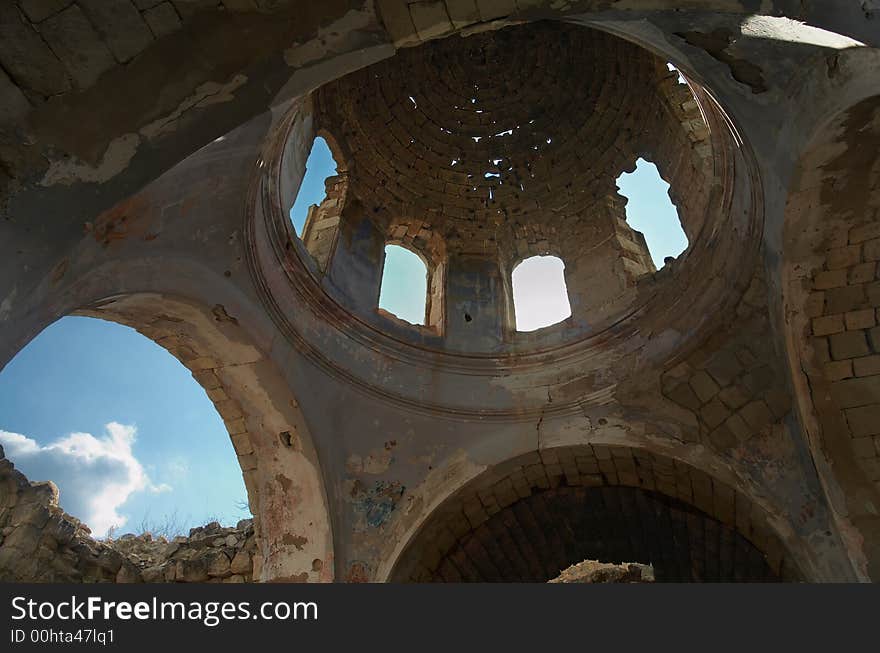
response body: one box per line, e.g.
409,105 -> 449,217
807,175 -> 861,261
616,158 -> 689,268
0,140 -> 685,540
0,317 -> 248,537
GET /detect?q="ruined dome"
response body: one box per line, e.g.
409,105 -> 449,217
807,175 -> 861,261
252,21 -> 761,418
312,23 -> 680,261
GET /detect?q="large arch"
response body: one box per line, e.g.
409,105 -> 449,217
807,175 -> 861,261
782,94 -> 880,580
386,444 -> 802,582
0,260 -> 335,582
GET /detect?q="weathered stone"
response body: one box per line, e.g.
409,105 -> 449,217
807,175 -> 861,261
78,0 -> 154,63
38,5 -> 115,88
0,4 -> 71,96
143,2 -> 182,38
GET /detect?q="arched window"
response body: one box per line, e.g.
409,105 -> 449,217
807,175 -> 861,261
0,316 -> 249,538
378,244 -> 428,325
616,158 -> 688,268
289,136 -> 338,236
512,255 -> 572,331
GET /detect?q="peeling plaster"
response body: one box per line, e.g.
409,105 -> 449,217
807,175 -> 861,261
283,6 -> 377,68
140,75 -> 249,141
40,134 -> 141,187
740,16 -> 866,49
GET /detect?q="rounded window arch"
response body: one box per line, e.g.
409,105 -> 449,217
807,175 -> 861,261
378,244 -> 431,326
511,255 -> 572,332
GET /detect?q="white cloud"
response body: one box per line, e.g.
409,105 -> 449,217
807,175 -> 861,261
0,422 -> 170,537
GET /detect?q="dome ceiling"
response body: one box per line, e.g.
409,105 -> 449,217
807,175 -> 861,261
314,23 -> 681,256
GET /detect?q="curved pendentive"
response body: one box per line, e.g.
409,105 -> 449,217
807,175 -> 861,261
388,446 -> 801,582
262,21 -> 743,358
73,293 -> 335,582
253,22 -> 763,421
782,95 -> 880,579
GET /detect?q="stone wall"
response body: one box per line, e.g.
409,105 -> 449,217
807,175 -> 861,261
0,444 -> 256,582
549,560 -> 655,583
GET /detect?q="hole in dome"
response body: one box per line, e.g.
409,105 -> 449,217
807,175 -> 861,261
484,171 -> 500,179
379,245 -> 428,325
512,256 -> 572,332
408,95 -> 417,108
666,62 -> 688,84
616,158 -> 688,268
289,136 -> 338,236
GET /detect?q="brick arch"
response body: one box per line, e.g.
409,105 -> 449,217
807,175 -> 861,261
48,289 -> 335,583
782,94 -> 880,580
387,445 -> 800,582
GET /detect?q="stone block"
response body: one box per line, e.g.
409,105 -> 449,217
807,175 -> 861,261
700,398 -> 730,429
739,400 -> 773,430
376,0 -> 419,45
0,4 -> 71,96
476,0 -> 515,21
825,285 -> 867,314
408,1 -> 452,41
812,314 -> 844,336
826,245 -> 861,270
830,330 -> 869,360
689,370 -> 720,403
813,269 -> 847,290
39,4 -> 116,88
172,0 -> 217,20
864,238 -> 880,262
665,381 -> 702,411
845,309 -> 876,330
0,66 -> 30,124
851,436 -> 876,459
718,383 -> 750,410
850,262 -> 877,284
850,222 -> 880,244
871,326 -> 880,352
79,0 -> 154,63
704,350 -> 742,387
134,0 -> 165,9
854,355 -> 880,377
144,2 -> 182,38
868,282 -> 880,307
19,0 -> 74,23
445,0 -> 479,27
845,405 -> 880,437
824,359 -> 853,381
831,376 -> 880,408
805,292 -> 825,318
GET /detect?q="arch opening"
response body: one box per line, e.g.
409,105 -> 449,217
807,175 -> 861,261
378,244 -> 429,326
0,315 -> 249,539
389,446 -> 801,583
616,158 -> 689,269
511,256 -> 571,331
289,135 -> 338,237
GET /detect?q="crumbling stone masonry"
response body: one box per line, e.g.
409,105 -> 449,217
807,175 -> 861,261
0,445 -> 256,583
1,1 -> 880,582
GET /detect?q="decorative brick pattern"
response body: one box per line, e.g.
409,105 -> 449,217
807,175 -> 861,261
809,214 -> 880,485
661,269 -> 792,450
